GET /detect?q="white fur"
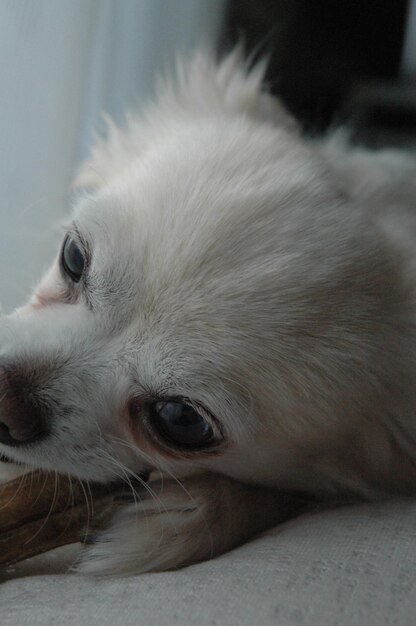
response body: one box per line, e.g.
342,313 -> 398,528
0,47 -> 415,574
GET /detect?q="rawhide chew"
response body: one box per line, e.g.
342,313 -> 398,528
0,471 -> 118,566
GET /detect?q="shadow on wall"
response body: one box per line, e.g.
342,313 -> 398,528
222,0 -> 409,133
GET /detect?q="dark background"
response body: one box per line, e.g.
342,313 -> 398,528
221,0 -> 411,141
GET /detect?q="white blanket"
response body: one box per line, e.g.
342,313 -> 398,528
2,498 -> 415,626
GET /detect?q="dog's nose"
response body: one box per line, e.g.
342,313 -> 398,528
0,366 -> 48,446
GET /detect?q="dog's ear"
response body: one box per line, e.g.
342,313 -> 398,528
74,46 -> 298,191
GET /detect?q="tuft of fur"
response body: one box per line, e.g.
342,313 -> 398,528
0,48 -> 415,575
74,47 -> 298,191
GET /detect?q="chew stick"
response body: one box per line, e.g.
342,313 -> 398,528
0,472 -> 117,566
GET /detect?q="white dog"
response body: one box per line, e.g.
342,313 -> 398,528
0,48 -> 415,575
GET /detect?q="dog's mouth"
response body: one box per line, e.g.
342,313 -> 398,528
0,449 -> 151,492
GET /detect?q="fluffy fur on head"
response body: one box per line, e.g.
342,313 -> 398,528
1,47 -> 416,575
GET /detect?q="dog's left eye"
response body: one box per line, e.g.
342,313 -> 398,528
61,236 -> 85,282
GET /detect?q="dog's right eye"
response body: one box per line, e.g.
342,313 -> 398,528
61,236 -> 85,283
130,397 -> 222,452
149,401 -> 215,449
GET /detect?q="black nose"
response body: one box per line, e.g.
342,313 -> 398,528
0,366 -> 48,447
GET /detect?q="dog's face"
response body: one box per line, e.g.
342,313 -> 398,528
0,52 -> 402,493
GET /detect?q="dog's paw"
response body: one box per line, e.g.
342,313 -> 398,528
76,474 -> 218,575
75,473 -> 301,576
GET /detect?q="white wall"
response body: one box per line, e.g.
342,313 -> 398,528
0,0 -> 225,312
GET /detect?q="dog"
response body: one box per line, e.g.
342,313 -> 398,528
0,48 -> 415,575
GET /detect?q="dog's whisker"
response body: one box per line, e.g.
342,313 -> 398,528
0,471 -> 27,512
24,470 -> 59,546
31,469 -> 52,509
89,416 -> 106,447
105,434 -> 208,521
75,475 -> 93,541
64,471 -> 77,529
98,450 -> 141,506
97,447 -> 167,517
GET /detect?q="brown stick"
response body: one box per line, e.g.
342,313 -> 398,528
0,472 -> 117,566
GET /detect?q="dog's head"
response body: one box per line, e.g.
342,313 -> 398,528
0,50 -> 404,492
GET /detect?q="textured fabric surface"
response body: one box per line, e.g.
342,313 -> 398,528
1,500 -> 416,626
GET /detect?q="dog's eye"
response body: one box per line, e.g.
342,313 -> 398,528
150,401 -> 215,449
61,236 -> 85,282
